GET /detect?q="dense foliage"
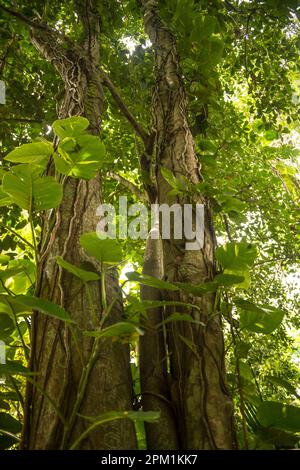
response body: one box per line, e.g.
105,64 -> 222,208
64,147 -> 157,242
0,0 -> 299,450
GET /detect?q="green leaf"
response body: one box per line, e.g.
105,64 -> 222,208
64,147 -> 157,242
0,360 -> 33,376
266,376 -> 300,398
0,186 -> 12,207
0,412 -> 22,434
0,255 -> 10,265
216,242 -> 257,270
214,273 -> 245,286
235,341 -> 251,359
4,142 -> 53,165
2,165 -> 63,211
55,135 -> 105,179
0,294 -> 30,316
0,433 -> 19,450
84,321 -> 143,339
52,116 -> 89,139
257,401 -> 300,432
236,299 -> 285,334
126,271 -> 179,291
224,268 -> 251,289
0,314 -> 15,340
14,295 -> 74,323
56,256 -> 100,282
80,233 -> 122,264
161,167 -> 178,188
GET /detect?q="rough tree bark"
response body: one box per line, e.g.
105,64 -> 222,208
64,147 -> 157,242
140,225 -> 179,449
140,0 -> 236,449
20,1 -> 136,450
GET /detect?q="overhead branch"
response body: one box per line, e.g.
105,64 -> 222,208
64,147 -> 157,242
0,4 -> 50,31
99,69 -> 150,146
108,171 -> 149,203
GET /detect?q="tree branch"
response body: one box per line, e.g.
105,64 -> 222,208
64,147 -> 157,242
99,69 -> 150,146
0,4 -> 50,31
108,171 -> 149,203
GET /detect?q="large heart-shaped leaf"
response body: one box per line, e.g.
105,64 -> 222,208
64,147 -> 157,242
2,164 -> 63,211
80,233 -> 122,265
55,135 -> 105,179
4,141 -> 53,165
52,116 -> 89,139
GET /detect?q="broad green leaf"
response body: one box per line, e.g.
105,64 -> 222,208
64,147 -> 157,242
0,314 -> 15,340
160,167 -> 176,186
1,259 -> 35,295
236,299 -> 285,334
0,412 -> 22,434
55,135 -> 105,179
266,376 -> 300,398
214,273 -> 245,286
80,233 -> 122,264
0,433 -> 19,450
52,116 -> 89,139
56,256 -> 100,282
216,242 -> 257,270
0,255 -> 10,265
0,294 -> 30,316
161,167 -> 187,193
126,271 -> 179,291
0,400 -> 10,411
257,401 -> 300,432
224,268 -> 251,289
0,360 -> 33,376
14,295 -> 74,323
84,321 -> 143,339
255,426 -> 299,448
2,165 -> 63,211
235,341 -> 251,359
0,187 -> 12,207
4,141 -> 53,165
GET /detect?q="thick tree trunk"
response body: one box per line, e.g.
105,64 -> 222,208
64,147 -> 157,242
141,0 -> 235,449
21,3 -> 136,450
140,231 -> 179,449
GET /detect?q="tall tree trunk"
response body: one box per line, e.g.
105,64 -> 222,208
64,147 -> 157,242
21,2 -> 136,450
140,229 -> 179,449
141,0 -> 235,449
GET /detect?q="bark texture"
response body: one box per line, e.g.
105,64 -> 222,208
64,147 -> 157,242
141,0 -> 235,449
140,230 -> 179,449
22,2 -> 136,450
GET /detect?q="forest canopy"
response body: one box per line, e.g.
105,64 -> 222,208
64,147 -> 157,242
0,0 -> 299,452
